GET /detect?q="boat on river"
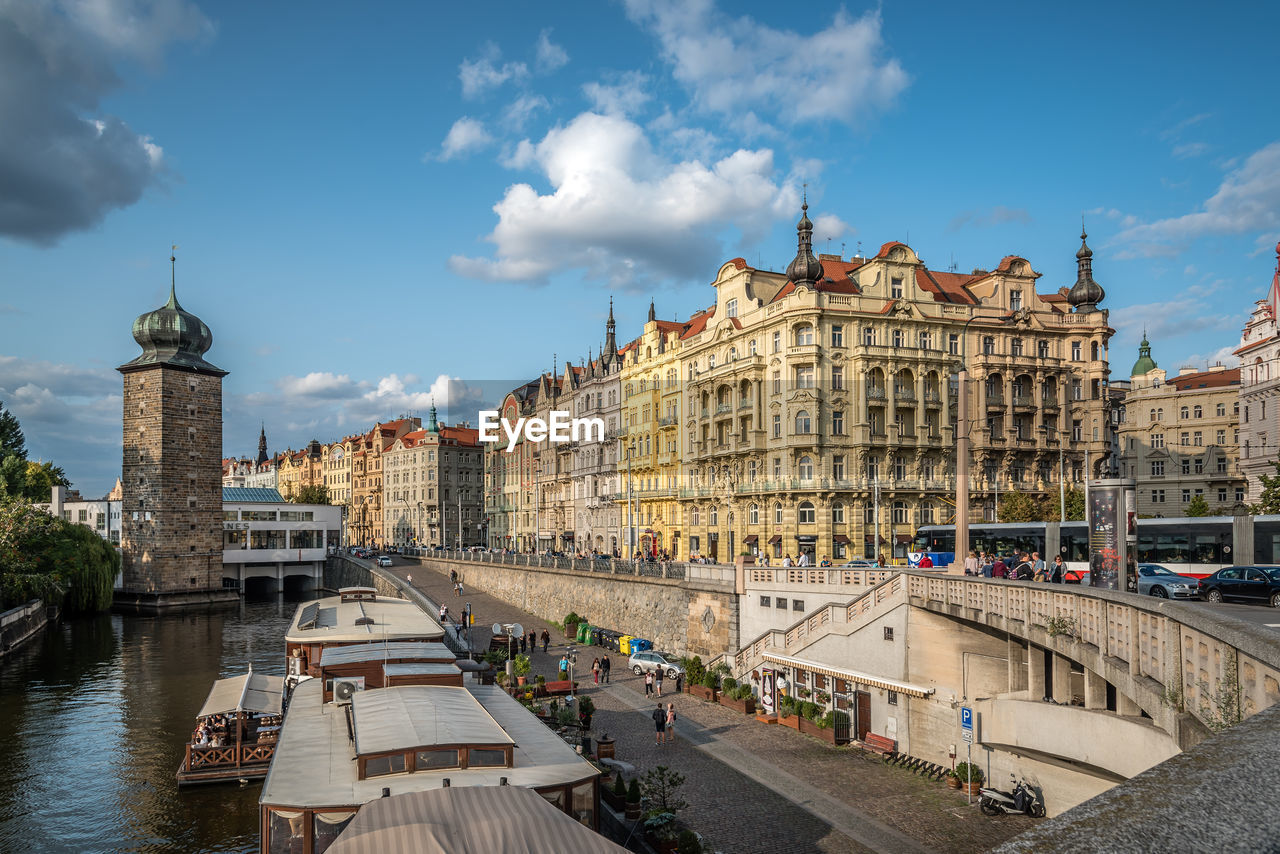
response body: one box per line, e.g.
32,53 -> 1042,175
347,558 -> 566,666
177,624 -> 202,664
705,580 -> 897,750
176,668 -> 285,786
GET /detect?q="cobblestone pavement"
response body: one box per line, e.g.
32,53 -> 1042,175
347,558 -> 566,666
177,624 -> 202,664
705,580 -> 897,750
388,559 -> 1035,853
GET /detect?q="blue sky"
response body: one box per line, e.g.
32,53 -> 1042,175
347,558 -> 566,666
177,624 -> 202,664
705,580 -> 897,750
2,0 -> 1279,498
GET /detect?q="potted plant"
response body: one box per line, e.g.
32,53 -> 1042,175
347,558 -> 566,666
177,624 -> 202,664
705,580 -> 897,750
797,686 -> 812,700
717,680 -> 756,715
777,695 -> 801,730
624,778 -> 642,821
564,611 -> 582,640
680,656 -> 705,692
535,673 -> 546,696
603,774 -> 628,810
513,653 -> 531,686
577,695 -> 595,730
644,811 -> 680,853
677,829 -> 703,854
955,761 -> 984,795
689,669 -> 718,702
798,707 -> 837,744
947,769 -> 962,790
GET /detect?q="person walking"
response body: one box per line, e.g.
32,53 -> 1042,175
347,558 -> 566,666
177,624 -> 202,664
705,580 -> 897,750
592,657 -> 600,685
654,667 -> 664,697
558,655 -> 569,680
1051,555 -> 1066,584
454,581 -> 463,597
964,550 -> 979,576
918,552 -> 934,568
665,702 -> 677,745
601,654 -> 611,683
992,556 -> 1008,579
541,629 -> 550,654
406,572 -> 412,586
644,671 -> 654,696
519,634 -> 527,654
528,630 -> 536,652
982,553 -> 994,578
652,703 -> 666,745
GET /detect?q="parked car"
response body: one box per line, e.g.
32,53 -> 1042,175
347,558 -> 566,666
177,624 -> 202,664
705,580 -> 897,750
841,559 -> 878,568
1137,564 -> 1200,599
1198,566 -> 1280,607
628,650 -> 684,680
376,556 -> 393,567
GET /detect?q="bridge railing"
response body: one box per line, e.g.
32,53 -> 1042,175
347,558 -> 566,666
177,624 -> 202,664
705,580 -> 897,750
423,549 -> 734,587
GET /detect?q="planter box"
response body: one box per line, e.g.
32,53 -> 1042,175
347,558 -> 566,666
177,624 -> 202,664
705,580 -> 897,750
564,622 -> 579,640
755,713 -> 778,724
601,788 -> 626,811
688,684 -> 718,703
718,694 -> 756,715
777,713 -> 801,730
797,716 -> 836,743
624,802 -> 642,821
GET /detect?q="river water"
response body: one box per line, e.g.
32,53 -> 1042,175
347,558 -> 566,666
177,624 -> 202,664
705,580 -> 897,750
0,595 -> 313,854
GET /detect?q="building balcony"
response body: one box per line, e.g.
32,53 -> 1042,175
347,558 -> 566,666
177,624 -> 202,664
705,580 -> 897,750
715,403 -> 733,415
659,415 -> 678,427
894,389 -> 916,402
923,391 -> 942,408
1012,395 -> 1035,410
985,395 -> 1006,410
739,399 -> 755,410
866,387 -> 887,401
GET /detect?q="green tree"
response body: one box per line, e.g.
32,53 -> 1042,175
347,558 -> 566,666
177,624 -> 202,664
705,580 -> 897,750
1063,487 -> 1085,521
1253,461 -> 1280,514
291,484 -> 330,504
0,402 -> 25,459
1185,494 -> 1211,517
0,499 -> 118,612
997,491 -> 1043,522
22,460 -> 70,502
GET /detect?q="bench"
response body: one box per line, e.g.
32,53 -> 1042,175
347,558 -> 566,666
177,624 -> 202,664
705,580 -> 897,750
862,733 -> 897,756
541,680 -> 578,697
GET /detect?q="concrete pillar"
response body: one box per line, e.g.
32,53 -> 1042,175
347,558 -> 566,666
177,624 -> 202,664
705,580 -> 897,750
1052,653 -> 1073,704
1117,693 -> 1142,717
1007,639 -> 1028,694
1028,646 -> 1046,700
1084,669 -> 1107,710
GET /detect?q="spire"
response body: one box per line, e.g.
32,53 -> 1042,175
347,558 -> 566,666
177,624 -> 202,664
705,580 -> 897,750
602,299 -> 617,369
257,423 -> 268,465
648,300 -> 656,323
785,190 -> 823,287
427,400 -> 439,434
168,245 -> 181,309
1066,226 -> 1106,312
1130,329 -> 1158,377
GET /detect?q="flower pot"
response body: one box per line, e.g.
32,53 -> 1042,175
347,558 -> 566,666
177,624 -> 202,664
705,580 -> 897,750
963,782 -> 982,796
777,713 -> 801,730
624,801 -> 642,821
718,694 -> 756,715
689,684 -> 717,703
947,776 -> 961,790
798,716 -> 836,743
517,676 -> 527,686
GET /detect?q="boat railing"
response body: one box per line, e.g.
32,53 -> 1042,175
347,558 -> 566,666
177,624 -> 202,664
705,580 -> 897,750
186,740 -> 276,771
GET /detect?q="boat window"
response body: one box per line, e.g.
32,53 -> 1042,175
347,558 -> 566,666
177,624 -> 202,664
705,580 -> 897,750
468,748 -> 507,768
267,809 -> 305,854
572,780 -> 595,826
313,811 -> 356,854
364,753 -> 406,777
416,749 -> 459,771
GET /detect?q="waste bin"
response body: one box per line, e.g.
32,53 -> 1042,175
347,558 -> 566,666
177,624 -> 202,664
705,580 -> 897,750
630,637 -> 652,653
589,628 -> 602,646
618,635 -> 634,655
577,622 -> 592,644
598,630 -> 619,651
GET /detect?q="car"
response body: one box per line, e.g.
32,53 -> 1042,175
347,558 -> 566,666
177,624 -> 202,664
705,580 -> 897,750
376,556 -> 393,567
1198,566 -> 1280,607
841,559 -> 878,568
628,650 -> 684,680
1137,563 -> 1200,599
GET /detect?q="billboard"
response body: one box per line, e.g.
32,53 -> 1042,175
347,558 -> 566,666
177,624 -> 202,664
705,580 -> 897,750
1088,478 -> 1137,592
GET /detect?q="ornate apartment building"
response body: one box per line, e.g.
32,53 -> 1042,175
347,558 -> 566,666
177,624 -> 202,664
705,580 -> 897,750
672,206 -> 1113,563
1235,244 -> 1280,504
383,406 -> 484,548
347,417 -> 419,547
1118,337 -> 1245,515
276,439 -> 323,498
571,306 -> 625,554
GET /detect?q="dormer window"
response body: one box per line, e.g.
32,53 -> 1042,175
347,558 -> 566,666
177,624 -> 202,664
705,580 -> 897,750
726,298 -> 738,318
891,276 -> 903,298
1010,289 -> 1022,311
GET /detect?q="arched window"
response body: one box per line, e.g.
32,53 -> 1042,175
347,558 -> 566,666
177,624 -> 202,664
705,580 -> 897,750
798,456 -> 814,479
832,503 -> 845,524
749,503 -> 759,524
798,501 -> 815,524
1091,341 -> 1100,361
729,346 -> 737,361
624,383 -> 632,398
892,501 -> 907,524
1180,406 -> 1189,420
795,410 -> 812,433
710,506 -> 718,526
796,326 -> 815,346
774,502 -> 783,524
749,339 -> 758,356
1149,408 -> 1157,422
1193,405 -> 1202,418
691,506 -> 700,526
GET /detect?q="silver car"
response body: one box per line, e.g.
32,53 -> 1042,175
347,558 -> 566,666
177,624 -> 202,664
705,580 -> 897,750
628,650 -> 684,680
1137,564 -> 1200,599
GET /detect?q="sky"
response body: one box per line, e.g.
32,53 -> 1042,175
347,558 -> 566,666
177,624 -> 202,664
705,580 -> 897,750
2,0 -> 1279,498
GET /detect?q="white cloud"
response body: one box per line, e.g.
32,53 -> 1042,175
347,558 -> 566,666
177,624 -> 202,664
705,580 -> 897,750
583,71 -> 651,116
535,28 -> 569,73
503,95 -> 549,131
459,43 -> 529,98
437,117 -> 493,160
624,0 -> 908,128
500,139 -> 537,170
1110,141 -> 1280,255
448,111 -> 796,288
1159,112 -> 1211,141
1110,297 -> 1246,343
1181,345 -> 1241,369
276,372 -> 360,399
1171,142 -> 1210,159
811,214 -> 852,243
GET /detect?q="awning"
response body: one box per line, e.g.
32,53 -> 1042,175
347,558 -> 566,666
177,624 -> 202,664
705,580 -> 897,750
762,652 -> 935,699
796,535 -> 817,543
196,671 -> 284,718
864,534 -> 889,544
896,534 -> 912,544
833,534 -> 851,545
328,785 -> 628,854
768,535 -> 782,545
743,534 -> 758,544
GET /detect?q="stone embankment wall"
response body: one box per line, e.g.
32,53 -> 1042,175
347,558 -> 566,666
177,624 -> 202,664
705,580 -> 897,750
415,556 -> 738,659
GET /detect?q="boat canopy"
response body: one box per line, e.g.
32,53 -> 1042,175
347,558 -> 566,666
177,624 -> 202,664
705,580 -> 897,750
197,671 -> 284,718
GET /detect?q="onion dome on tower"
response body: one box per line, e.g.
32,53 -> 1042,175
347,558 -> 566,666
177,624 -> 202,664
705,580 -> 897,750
1066,228 -> 1106,312
785,196 -> 824,287
1130,331 -> 1158,378
119,255 -> 226,376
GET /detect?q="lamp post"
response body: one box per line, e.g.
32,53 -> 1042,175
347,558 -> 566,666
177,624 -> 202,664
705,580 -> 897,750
955,309 -> 1029,569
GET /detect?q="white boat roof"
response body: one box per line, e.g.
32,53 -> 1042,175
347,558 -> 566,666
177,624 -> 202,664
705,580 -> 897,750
260,680 -> 598,809
382,662 -> 461,677
320,642 -> 455,667
197,671 -> 284,718
286,595 -> 444,645
352,686 -> 513,755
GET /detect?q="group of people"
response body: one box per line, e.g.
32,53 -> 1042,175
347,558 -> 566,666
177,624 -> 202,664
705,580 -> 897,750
193,713 -> 236,747
651,702 -> 677,745
590,656 -> 612,683
963,550 -> 1067,583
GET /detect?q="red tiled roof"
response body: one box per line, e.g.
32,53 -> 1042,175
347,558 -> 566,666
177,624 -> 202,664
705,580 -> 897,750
914,269 -> 980,305
876,241 -> 907,258
440,426 -> 480,446
727,257 -> 748,270
681,306 -> 716,339
1169,368 -> 1241,391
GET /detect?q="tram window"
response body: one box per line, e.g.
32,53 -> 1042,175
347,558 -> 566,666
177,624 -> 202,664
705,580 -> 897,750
1256,530 -> 1280,564
1061,533 -> 1088,562
1151,534 -> 1190,564
1191,534 -> 1228,565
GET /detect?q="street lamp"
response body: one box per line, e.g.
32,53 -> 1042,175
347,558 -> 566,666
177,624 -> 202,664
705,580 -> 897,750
955,309 -> 1030,569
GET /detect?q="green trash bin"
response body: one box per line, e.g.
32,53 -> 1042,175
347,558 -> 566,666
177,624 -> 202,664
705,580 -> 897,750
577,622 -> 591,644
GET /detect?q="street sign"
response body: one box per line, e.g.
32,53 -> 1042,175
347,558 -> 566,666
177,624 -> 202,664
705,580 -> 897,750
961,728 -> 974,743
961,706 -> 973,732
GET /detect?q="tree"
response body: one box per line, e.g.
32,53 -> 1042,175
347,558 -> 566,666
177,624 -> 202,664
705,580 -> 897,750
291,484 -> 330,504
22,460 -> 70,503
0,499 -> 118,612
997,491 -> 1043,522
0,402 -> 25,459
1185,494 -> 1211,517
1253,461 -> 1280,514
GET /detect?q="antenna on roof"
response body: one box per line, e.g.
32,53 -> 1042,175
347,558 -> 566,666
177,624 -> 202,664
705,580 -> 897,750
855,240 -> 863,259
949,253 -> 958,273
841,241 -> 846,259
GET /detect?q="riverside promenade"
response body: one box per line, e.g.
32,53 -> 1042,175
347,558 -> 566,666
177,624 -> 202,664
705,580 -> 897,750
384,557 -> 1034,854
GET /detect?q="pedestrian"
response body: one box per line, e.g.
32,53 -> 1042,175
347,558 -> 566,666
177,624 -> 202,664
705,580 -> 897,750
655,667 -> 664,697
992,556 -> 1008,579
541,629 -> 550,653
438,603 -> 447,622
964,550 -> 979,576
665,702 -> 677,745
455,581 -> 463,597
455,622 -> 465,640
652,703 -> 666,745
558,655 -> 569,680
450,568 -> 457,583
520,634 -> 527,654
877,553 -> 887,568
601,654 -> 611,683
406,572 -> 412,586
918,552 -> 934,568
982,553 -> 994,578
1051,555 -> 1066,584
592,657 -> 600,685
644,671 -> 654,696
1014,553 -> 1034,581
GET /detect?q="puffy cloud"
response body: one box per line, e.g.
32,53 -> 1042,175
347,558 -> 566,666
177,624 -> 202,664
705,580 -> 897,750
947,206 -> 1033,232
449,111 -> 794,288
437,117 -> 493,160
276,372 -> 360,399
502,94 -> 548,132
623,0 -> 907,128
1110,141 -> 1280,256
459,42 -> 528,98
1180,345 -> 1241,370
0,0 -> 212,244
535,28 -> 568,73
0,355 -> 116,398
1110,295 -> 1246,343
811,214 -> 851,243
583,71 -> 651,117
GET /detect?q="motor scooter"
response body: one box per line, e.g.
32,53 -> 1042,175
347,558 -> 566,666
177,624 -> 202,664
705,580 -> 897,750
979,775 -> 1045,817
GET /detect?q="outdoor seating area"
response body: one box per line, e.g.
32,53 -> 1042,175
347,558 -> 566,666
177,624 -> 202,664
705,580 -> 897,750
177,671 -> 285,785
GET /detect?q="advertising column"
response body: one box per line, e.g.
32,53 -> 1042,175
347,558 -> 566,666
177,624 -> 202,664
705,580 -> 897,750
1087,478 -> 1137,592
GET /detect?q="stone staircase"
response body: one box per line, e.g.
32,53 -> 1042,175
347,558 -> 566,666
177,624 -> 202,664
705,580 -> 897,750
729,572 -> 908,678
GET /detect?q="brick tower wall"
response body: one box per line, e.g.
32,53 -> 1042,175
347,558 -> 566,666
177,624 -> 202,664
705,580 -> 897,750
120,365 -> 225,594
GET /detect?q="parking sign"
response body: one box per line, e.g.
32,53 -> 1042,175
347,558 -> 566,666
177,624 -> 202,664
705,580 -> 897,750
961,706 -> 973,731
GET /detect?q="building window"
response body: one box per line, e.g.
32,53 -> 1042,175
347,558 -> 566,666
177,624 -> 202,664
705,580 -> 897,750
749,503 -> 759,524
1011,338 -> 1023,356
775,596 -> 786,609
772,415 -> 782,438
760,595 -> 771,607
1216,429 -> 1226,445
948,334 -> 960,355
772,331 -> 781,353
918,331 -> 931,350
1193,405 -> 1202,418
891,276 -> 903,298
796,366 -> 815,388
1180,406 -> 1189,420
710,506 -> 718,526
1071,379 -> 1083,401
773,458 -> 782,478
831,324 -> 844,347
793,599 -> 805,612
892,501 -> 907,524
982,336 -> 995,355
1072,420 -> 1082,442
691,506 -> 700,526
1216,403 -> 1226,417
798,456 -> 814,480
774,503 -> 783,524
772,370 -> 782,395
1182,489 -> 1191,503
832,411 -> 845,435
1219,488 -> 1228,503
1151,460 -> 1164,476
1194,458 -> 1204,474
831,367 -> 844,390
1193,431 -> 1202,446
1181,459 -> 1191,475
883,627 -> 895,641
799,501 -> 815,523
726,298 -> 738,318
888,690 -> 899,706
1152,433 -> 1165,449
796,326 -> 815,346
795,411 -> 812,434
892,329 -> 905,348
1037,340 -> 1049,358
1217,456 -> 1228,473
833,455 -> 846,479
1010,289 -> 1022,311
862,327 -> 876,346
866,456 -> 879,479
832,503 -> 845,523
749,338 -> 757,356
1152,489 -> 1165,503
1071,341 -> 1082,361
1180,432 -> 1190,446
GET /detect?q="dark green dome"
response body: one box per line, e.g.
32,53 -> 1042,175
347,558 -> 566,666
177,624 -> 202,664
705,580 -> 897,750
119,279 -> 226,376
1130,334 -> 1158,377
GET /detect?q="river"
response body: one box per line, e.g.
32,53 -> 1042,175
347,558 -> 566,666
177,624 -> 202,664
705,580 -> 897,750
0,595 -> 313,854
